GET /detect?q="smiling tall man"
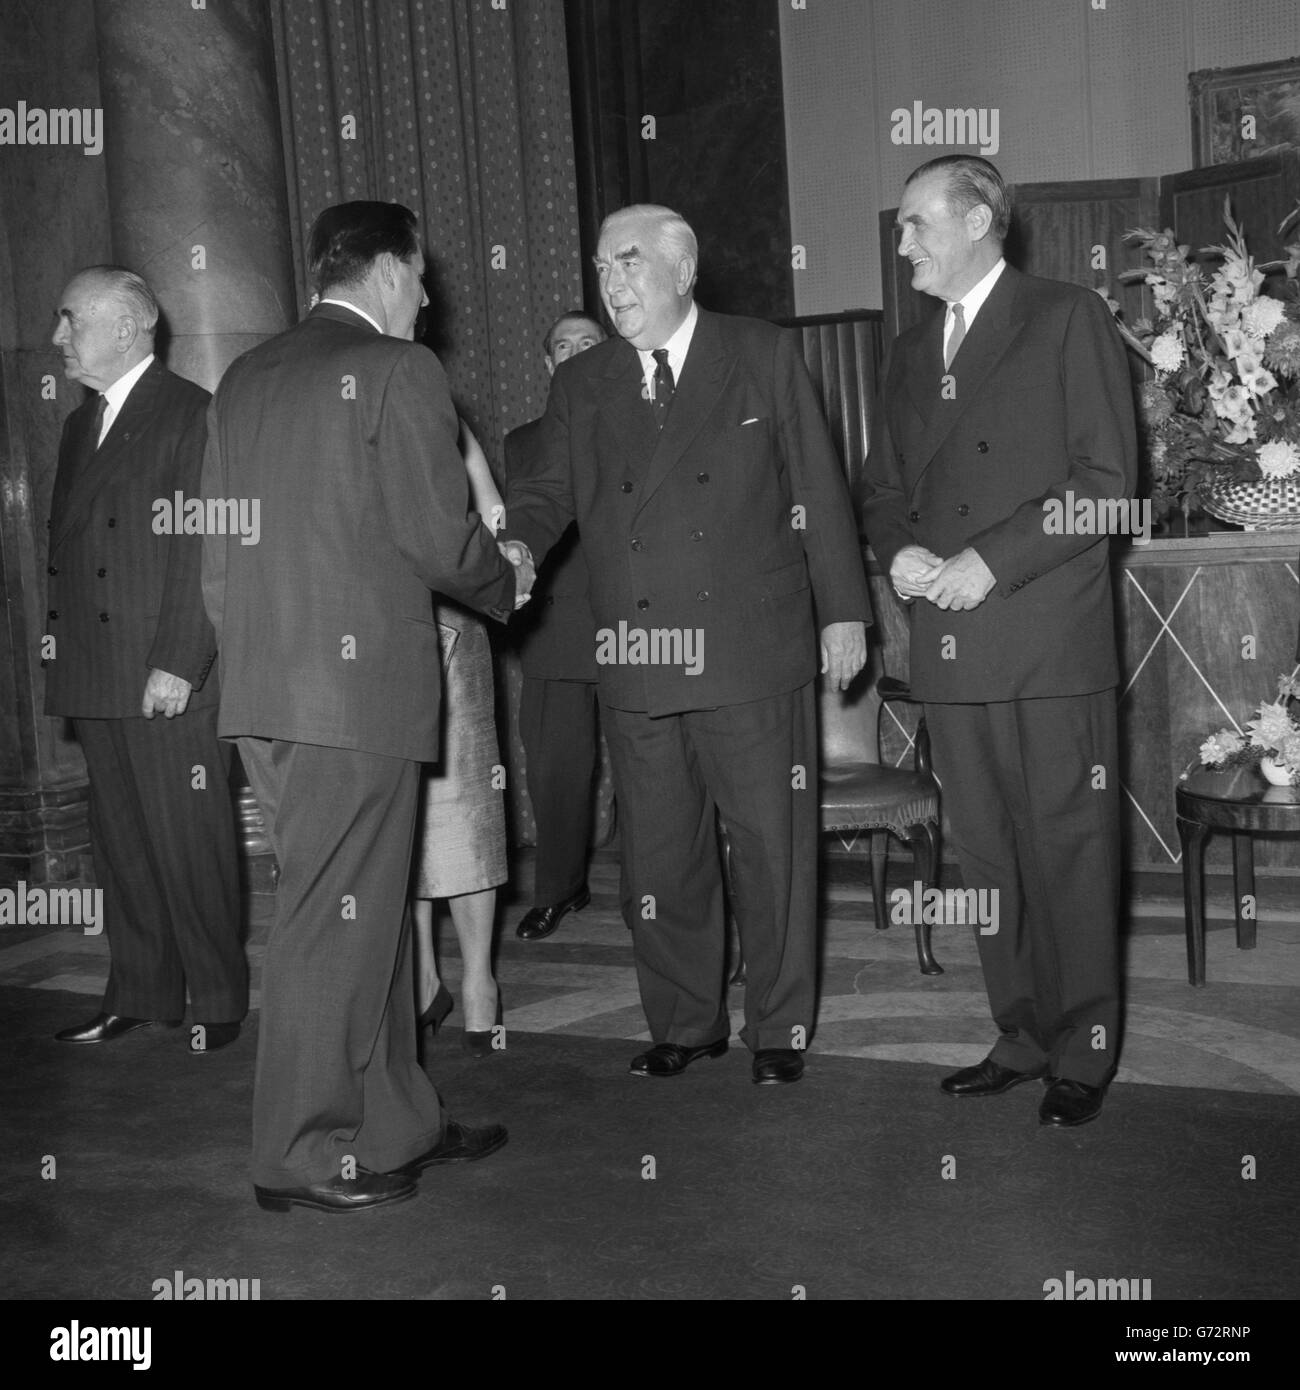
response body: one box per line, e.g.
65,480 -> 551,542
865,157 -> 1137,1126
504,205 -> 871,1084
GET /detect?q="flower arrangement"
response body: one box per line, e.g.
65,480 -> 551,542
1200,673 -> 1300,783
1106,199 -> 1300,523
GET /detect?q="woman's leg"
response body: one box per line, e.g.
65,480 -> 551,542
411,897 -> 441,1016
447,887 -> 498,1031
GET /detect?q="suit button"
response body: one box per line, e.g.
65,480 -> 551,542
976,441 -> 988,453
957,504 -> 970,517
621,482 -> 633,493
696,472 -> 709,483
48,610 -> 58,620
545,596 -> 555,605
637,598 -> 649,611
630,538 -> 642,551
99,612 -> 109,622
697,590 -> 709,601
908,510 -> 920,522
47,566 -> 57,576
97,568 -> 107,577
107,517 -> 116,527
690,530 -> 703,541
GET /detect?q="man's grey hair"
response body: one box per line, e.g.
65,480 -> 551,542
81,265 -> 160,335
906,156 -> 1011,242
601,204 -> 699,289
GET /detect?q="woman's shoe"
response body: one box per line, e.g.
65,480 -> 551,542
416,984 -> 454,1065
461,990 -> 503,1059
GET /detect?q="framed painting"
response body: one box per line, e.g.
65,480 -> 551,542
1190,56 -> 1300,167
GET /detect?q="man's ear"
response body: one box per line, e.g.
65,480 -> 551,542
674,255 -> 697,295
377,251 -> 400,288
966,203 -> 994,243
544,355 -> 555,376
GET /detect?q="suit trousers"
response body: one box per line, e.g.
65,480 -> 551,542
75,708 -> 245,1022
519,676 -> 599,904
600,682 -> 817,1052
924,691 -> 1121,1086
237,737 -> 443,1187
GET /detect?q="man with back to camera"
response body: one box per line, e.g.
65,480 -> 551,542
503,204 -> 871,1086
202,201 -> 533,1212
864,156 -> 1137,1126
508,310 -> 607,942
47,265 -> 246,1052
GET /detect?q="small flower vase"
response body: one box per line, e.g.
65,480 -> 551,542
1202,473 -> 1300,530
1260,756 -> 1292,786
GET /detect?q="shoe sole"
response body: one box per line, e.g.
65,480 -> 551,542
940,1072 -> 1047,1097
406,1131 -> 509,1172
629,1040 -> 728,1077
255,1184 -> 417,1214
516,892 -> 591,941
753,1070 -> 803,1085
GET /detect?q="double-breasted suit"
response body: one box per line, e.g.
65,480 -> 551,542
507,306 -> 871,1049
202,303 -> 515,1187
45,358 -> 245,1024
505,417 -> 600,907
865,265 -> 1138,1085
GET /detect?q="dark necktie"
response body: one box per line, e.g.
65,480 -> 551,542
944,302 -> 966,370
88,393 -> 107,454
651,348 -> 675,429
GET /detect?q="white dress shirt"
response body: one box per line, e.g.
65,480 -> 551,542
319,297 -> 384,333
99,353 -> 154,445
943,258 -> 1006,363
637,300 -> 699,402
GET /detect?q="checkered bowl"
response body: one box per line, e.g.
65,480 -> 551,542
1202,475 -> 1300,529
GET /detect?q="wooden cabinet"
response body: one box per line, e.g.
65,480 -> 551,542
1160,149 -> 1300,271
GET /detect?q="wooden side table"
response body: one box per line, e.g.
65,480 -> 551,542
1175,762 -> 1300,986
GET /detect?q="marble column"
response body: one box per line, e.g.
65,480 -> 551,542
93,0 -> 295,391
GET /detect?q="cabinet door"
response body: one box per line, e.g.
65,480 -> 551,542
880,177 -> 1160,346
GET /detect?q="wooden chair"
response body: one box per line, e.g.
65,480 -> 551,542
820,673 -> 943,974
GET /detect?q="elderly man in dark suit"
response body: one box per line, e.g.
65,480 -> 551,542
864,156 -> 1137,1127
46,266 -> 246,1051
508,310 -> 606,942
504,204 -> 871,1085
202,202 -> 531,1213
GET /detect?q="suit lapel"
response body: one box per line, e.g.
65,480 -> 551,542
633,307 -> 734,519
596,339 -> 660,479
910,266 -> 1027,481
53,360 -> 167,547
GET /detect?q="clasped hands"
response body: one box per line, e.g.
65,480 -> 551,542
497,539 -> 536,609
892,544 -> 996,612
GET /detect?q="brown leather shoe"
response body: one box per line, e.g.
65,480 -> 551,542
940,1056 -> 1047,1096
629,1038 -> 728,1077
254,1167 -> 416,1213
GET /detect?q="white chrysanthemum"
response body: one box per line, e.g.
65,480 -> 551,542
1200,729 -> 1244,765
1150,331 -> 1185,373
1258,439 -> 1300,479
1243,296 -> 1287,339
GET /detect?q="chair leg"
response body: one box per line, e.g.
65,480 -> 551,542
910,821 -> 943,976
869,830 -> 888,930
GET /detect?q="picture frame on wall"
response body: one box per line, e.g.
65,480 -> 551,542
1190,55 -> 1300,167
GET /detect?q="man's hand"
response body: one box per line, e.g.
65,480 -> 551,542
142,668 -> 192,719
820,621 -> 868,691
923,547 -> 996,611
498,539 -> 535,609
890,544 -> 943,599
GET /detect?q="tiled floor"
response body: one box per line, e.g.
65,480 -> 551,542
9,853 -> 1299,1096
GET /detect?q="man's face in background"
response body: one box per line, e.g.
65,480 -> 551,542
545,315 -> 605,375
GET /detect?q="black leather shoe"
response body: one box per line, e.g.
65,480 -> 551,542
516,887 -> 591,941
254,1167 -> 416,1213
55,1012 -> 181,1044
629,1038 -> 728,1077
752,1048 -> 804,1085
190,1021 -> 241,1053
1039,1078 -> 1105,1127
940,1056 -> 1047,1096
399,1121 -> 509,1173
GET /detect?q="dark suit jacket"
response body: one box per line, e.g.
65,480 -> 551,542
201,303 -> 515,763
505,307 -> 871,716
44,359 -> 217,718
505,417 -> 597,682
863,266 -> 1138,703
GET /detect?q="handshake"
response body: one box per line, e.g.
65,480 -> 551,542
497,539 -> 536,610
891,543 -> 997,614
